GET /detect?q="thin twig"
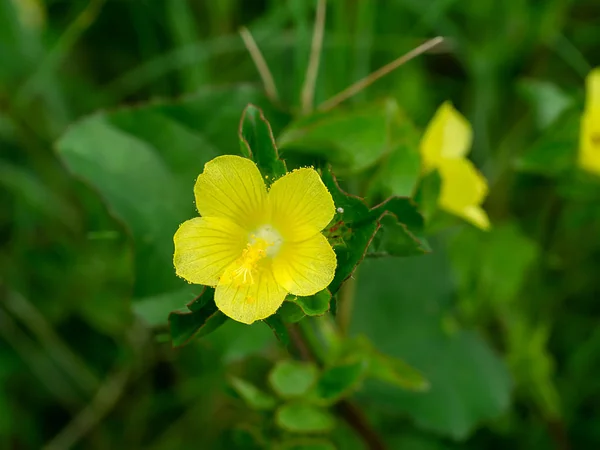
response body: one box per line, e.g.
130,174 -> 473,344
301,0 -> 327,114
15,0 -> 106,106
42,320 -> 148,450
4,290 -> 99,394
335,402 -> 387,450
239,26 -> 280,102
42,365 -> 132,450
0,309 -> 81,410
318,36 -> 444,111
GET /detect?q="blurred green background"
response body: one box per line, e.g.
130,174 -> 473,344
2,0 -> 600,449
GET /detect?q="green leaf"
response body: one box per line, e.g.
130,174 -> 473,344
314,361 -> 366,404
368,109 -> 422,198
413,169 -> 442,224
449,222 -> 539,310
292,290 -> 331,316
229,376 -> 277,411
514,108 -> 579,176
56,86 -> 281,321
352,256 -> 512,439
278,99 -> 399,172
239,104 -> 287,183
169,288 -> 228,347
264,314 -> 291,349
279,300 -> 306,323
357,337 -> 429,392
133,287 -> 199,327
276,403 -> 335,433
321,167 -> 428,294
370,213 -> 429,257
269,360 -> 319,399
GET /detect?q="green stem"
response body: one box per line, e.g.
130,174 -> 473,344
289,316 -> 387,450
337,275 -> 357,336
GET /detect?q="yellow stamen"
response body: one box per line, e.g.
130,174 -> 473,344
228,238 -> 271,286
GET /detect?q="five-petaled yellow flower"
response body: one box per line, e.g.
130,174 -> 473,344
579,68 -> 600,175
420,102 -> 490,230
173,155 -> 337,324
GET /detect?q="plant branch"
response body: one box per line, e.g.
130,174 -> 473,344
289,320 -> 387,450
4,290 -> 99,394
318,36 -> 444,111
42,320 -> 148,450
300,0 -> 327,114
239,26 -> 280,103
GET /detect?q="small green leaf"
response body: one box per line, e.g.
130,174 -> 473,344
363,345 -> 429,392
240,104 -> 286,183
314,361 -> 366,404
276,403 -> 335,433
269,360 -> 319,399
292,290 -> 331,316
279,301 -> 306,323
264,314 -> 291,349
169,288 -> 228,347
321,167 -> 376,295
229,376 -> 277,411
322,167 -> 428,295
133,286 -> 200,327
413,169 -> 442,224
370,213 -> 430,257
369,110 -> 422,198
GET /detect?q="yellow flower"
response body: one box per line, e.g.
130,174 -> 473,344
420,102 -> 490,230
173,155 -> 337,324
579,68 -> 600,175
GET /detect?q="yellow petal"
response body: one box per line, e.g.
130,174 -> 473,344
272,233 -> 337,296
268,168 -> 335,242
579,106 -> 600,176
585,68 -> 600,111
420,102 -> 472,171
437,159 -> 490,230
215,262 -> 288,324
173,217 -> 248,286
461,206 -> 491,230
194,155 -> 267,229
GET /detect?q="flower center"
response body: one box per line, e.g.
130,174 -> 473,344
227,225 -> 283,286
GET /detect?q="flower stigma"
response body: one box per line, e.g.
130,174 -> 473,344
226,225 -> 283,287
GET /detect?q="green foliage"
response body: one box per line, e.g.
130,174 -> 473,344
276,404 -> 336,434
269,360 -> 319,398
278,99 -> 399,173
169,288 -> 228,347
352,257 -> 512,439
230,376 -> 278,411
313,361 -> 365,404
240,103 -> 287,182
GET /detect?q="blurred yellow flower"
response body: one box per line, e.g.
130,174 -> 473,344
420,102 -> 490,230
173,155 -> 337,324
579,68 -> 600,175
